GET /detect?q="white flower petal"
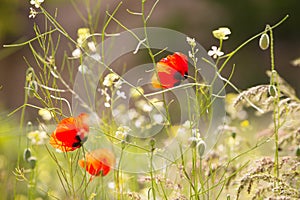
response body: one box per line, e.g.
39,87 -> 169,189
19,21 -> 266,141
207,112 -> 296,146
72,48 -> 81,58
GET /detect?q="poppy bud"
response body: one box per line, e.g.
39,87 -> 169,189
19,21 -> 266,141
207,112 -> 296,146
231,132 -> 236,139
197,140 -> 206,158
121,140 -> 126,149
296,147 -> 300,157
268,85 -> 277,97
150,138 -> 156,149
188,137 -> 198,148
28,157 -> 37,169
23,148 -> 32,162
259,33 -> 270,50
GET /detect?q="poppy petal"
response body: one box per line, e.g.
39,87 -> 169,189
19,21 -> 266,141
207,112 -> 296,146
78,148 -> 115,177
152,52 -> 188,89
49,113 -> 89,152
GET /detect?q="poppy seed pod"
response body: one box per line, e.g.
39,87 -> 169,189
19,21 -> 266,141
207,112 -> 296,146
259,33 -> 270,50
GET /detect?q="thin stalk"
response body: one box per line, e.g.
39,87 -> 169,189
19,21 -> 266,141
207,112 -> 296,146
268,25 -> 280,179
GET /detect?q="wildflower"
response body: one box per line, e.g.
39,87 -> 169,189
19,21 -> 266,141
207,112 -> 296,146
101,88 -> 111,108
114,79 -> 123,89
116,90 -> 126,99
38,108 -> 52,121
87,41 -> 97,52
192,128 -> 201,138
240,120 -> 250,128
27,130 -> 48,145
186,37 -> 196,48
30,0 -> 44,8
103,73 -> 119,87
78,64 -> 89,74
212,27 -> 231,40
182,120 -> 192,129
152,52 -> 188,89
29,7 -> 38,18
77,28 -> 90,46
115,126 -> 131,139
208,46 -> 224,59
78,148 -> 115,177
49,113 -> 89,152
72,48 -> 81,58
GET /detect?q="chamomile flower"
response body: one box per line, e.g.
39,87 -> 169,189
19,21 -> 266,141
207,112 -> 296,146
27,130 -> 48,145
208,46 -> 224,59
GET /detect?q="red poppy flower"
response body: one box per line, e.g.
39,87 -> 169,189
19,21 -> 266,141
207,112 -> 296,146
78,148 -> 115,177
152,52 -> 188,89
49,113 -> 89,152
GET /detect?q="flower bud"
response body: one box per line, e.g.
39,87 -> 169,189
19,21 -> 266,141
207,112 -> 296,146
296,147 -> 300,157
259,33 -> 270,50
121,140 -> 126,149
188,137 -> 198,148
149,138 -> 156,148
23,148 -> 32,162
28,157 -> 37,169
268,85 -> 277,97
231,132 -> 236,139
27,81 -> 38,98
197,140 -> 206,158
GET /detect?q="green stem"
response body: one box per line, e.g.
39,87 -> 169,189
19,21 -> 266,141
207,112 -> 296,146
268,25 -> 280,179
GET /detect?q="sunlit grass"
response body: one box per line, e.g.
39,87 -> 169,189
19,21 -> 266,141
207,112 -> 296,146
1,0 -> 299,200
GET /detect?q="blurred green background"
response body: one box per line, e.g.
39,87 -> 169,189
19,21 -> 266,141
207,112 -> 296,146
1,0 -> 300,115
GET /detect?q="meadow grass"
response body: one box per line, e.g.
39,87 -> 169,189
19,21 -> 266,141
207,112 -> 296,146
1,1 -> 299,199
